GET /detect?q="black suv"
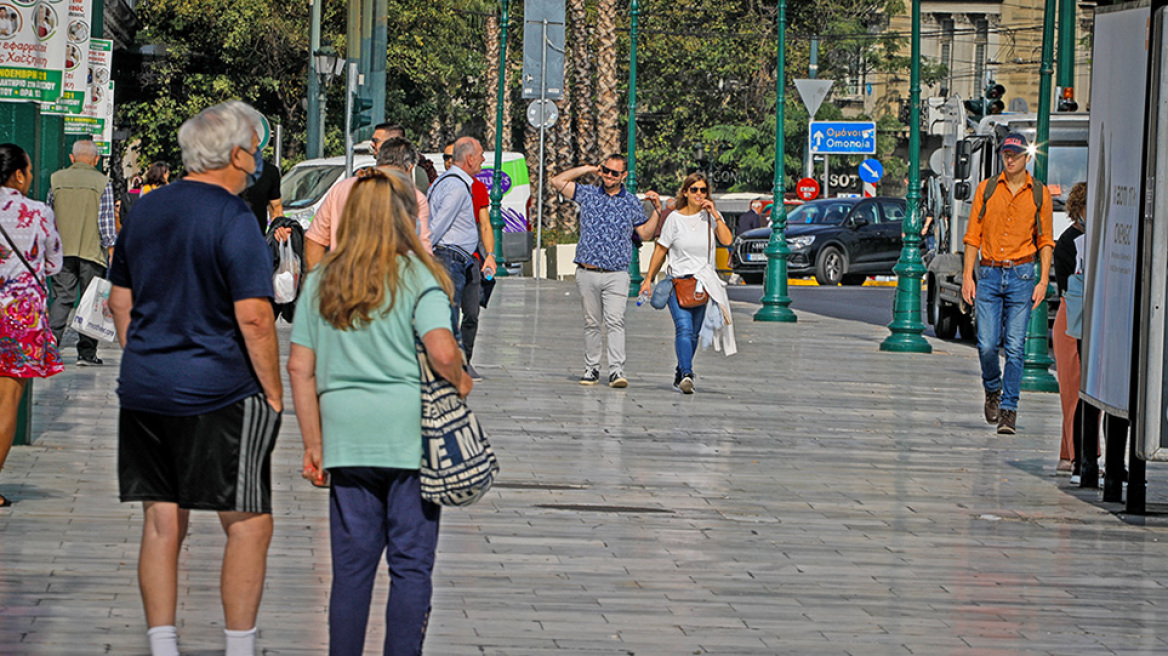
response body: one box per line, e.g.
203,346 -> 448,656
731,197 -> 911,285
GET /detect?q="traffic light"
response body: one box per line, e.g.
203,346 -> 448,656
1058,87 -> 1079,112
350,93 -> 373,130
964,81 -> 1007,122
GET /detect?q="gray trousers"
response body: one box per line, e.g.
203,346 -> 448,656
575,266 -> 630,375
49,256 -> 106,360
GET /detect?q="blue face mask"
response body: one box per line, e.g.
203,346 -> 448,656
244,149 -> 263,190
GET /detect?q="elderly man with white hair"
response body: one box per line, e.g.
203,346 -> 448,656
107,100 -> 282,656
47,138 -> 117,365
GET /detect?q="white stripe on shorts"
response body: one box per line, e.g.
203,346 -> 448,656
235,394 -> 280,513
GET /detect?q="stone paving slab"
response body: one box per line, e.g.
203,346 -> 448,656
3,278 -> 1168,654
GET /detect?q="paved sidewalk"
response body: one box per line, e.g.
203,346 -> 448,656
3,278 -> 1168,655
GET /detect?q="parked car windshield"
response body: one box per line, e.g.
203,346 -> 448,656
788,200 -> 855,225
282,164 -> 344,209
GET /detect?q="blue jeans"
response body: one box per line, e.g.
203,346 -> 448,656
435,246 -> 476,348
667,287 -> 707,377
328,467 -> 441,656
976,263 -> 1036,411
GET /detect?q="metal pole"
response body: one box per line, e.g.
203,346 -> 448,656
754,0 -> 796,323
535,19 -> 549,280
345,62 -> 356,177
880,0 -> 932,353
307,0 -> 322,159
274,123 -> 282,169
1020,0 -> 1059,391
489,0 -> 510,276
1057,0 -> 1075,91
625,0 -> 643,297
823,155 -> 829,198
805,130 -> 812,179
371,0 -> 388,126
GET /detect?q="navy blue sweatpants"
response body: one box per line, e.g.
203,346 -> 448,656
328,467 -> 441,656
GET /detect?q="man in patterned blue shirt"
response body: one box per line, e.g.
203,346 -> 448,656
551,154 -> 661,388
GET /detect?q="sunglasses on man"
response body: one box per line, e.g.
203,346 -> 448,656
599,165 -> 624,177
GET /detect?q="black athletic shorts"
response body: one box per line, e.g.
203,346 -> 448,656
118,393 -> 281,513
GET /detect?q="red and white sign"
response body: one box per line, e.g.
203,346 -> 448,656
795,177 -> 820,201
863,181 -> 876,198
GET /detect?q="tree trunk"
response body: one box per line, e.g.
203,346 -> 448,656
485,15 -> 499,148
569,0 -> 597,160
595,0 -> 619,156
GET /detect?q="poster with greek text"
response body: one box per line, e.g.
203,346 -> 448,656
65,37 -> 108,151
0,0 -> 68,102
57,0 -> 90,112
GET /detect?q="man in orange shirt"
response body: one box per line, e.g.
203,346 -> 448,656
961,133 -> 1055,435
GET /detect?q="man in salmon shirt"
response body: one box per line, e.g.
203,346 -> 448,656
961,132 -> 1055,435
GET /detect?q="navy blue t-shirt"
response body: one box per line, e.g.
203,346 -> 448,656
109,180 -> 274,415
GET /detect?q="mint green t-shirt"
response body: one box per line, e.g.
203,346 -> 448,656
290,256 -> 453,470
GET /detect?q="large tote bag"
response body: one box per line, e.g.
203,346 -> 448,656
416,338 -> 499,507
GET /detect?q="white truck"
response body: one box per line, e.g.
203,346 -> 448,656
925,112 -> 1089,339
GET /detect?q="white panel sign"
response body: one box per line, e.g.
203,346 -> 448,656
1082,3 -> 1151,416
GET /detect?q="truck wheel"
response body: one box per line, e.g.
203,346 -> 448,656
815,248 -> 845,286
934,304 -> 958,339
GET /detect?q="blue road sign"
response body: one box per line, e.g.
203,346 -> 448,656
809,121 -> 877,155
858,158 -> 883,183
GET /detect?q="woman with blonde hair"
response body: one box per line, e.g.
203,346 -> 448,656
640,171 -> 734,394
288,168 -> 470,655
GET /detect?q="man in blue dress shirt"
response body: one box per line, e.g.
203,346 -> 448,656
551,154 -> 661,388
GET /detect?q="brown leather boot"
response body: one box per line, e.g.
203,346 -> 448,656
984,389 -> 1001,424
997,409 -> 1016,435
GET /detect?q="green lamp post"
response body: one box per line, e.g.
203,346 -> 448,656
625,0 -> 643,297
880,0 -> 931,353
753,0 -> 796,323
1020,0 -> 1059,391
488,0 -> 510,277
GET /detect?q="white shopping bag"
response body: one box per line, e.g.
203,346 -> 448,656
71,277 -> 117,342
272,239 -> 300,304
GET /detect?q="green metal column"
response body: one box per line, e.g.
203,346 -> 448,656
371,0 -> 387,126
880,0 -> 931,353
625,0 -> 642,297
488,0 -> 509,276
307,0 -> 323,159
1,103 -> 37,446
1057,0 -> 1075,90
1021,0 -> 1060,392
754,0 -> 796,323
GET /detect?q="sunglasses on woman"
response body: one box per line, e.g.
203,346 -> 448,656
689,185 -> 708,194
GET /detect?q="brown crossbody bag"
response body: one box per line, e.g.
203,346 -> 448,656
671,212 -> 712,309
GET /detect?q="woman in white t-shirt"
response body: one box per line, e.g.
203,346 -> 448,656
640,172 -> 733,393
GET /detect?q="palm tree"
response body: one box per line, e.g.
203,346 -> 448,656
595,0 -> 619,155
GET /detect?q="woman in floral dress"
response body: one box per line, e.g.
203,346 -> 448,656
0,143 -> 63,507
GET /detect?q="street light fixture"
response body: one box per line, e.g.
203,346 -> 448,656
314,47 -> 344,87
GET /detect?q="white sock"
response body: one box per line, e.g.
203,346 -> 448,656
146,625 -> 179,656
225,626 -> 257,656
